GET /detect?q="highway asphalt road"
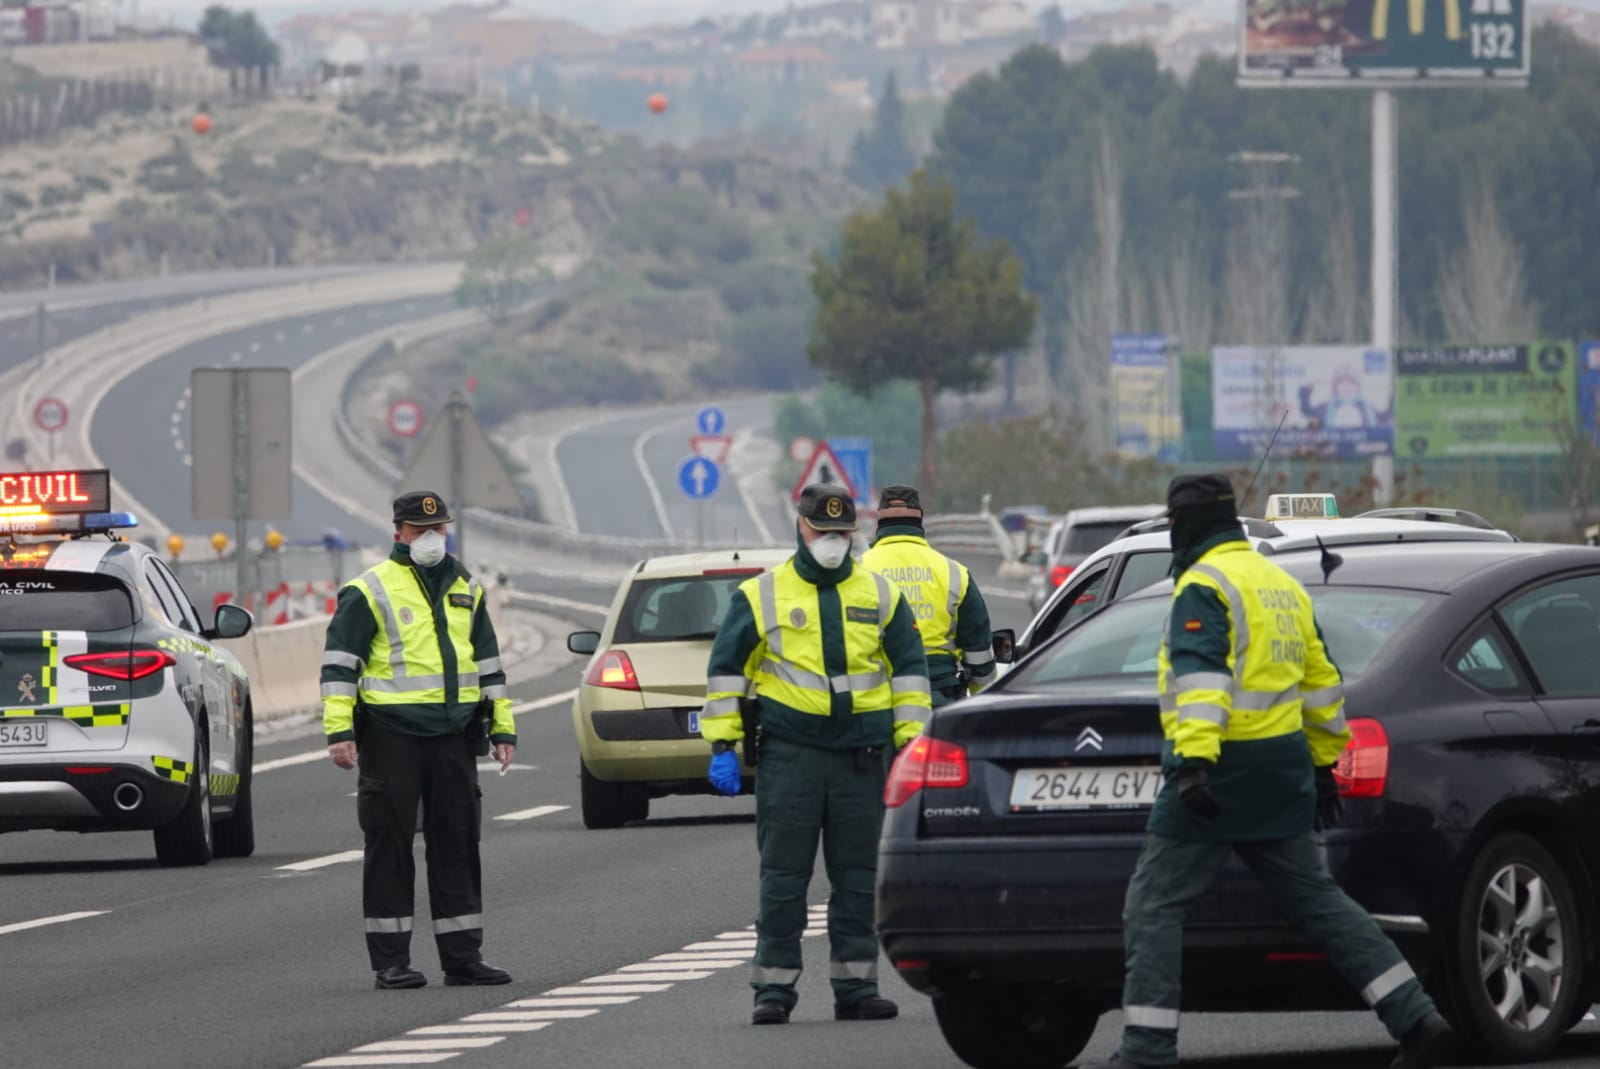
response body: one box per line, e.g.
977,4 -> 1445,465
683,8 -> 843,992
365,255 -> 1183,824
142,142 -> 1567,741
4,646 -> 1596,1069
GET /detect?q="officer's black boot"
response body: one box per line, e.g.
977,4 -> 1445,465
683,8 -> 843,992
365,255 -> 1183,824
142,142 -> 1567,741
751,1000 -> 790,1025
374,965 -> 427,990
835,994 -> 898,1020
443,961 -> 512,986
1391,1012 -> 1457,1069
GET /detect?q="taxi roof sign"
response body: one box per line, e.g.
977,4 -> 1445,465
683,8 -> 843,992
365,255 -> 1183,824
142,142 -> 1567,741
1263,493 -> 1339,521
0,469 -> 111,516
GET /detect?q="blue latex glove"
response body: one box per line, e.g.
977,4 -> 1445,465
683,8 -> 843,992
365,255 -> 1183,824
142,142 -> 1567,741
709,750 -> 742,796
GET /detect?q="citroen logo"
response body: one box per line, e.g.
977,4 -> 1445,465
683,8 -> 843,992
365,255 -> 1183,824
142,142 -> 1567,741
1075,726 -> 1103,752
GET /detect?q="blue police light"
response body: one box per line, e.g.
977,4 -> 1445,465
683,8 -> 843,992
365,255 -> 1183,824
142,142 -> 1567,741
83,511 -> 139,532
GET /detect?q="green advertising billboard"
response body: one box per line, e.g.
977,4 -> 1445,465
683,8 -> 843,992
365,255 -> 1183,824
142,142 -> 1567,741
1396,342 -> 1576,458
1239,0 -> 1530,83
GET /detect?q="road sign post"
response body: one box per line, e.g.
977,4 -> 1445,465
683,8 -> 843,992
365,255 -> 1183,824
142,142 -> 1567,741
33,396 -> 67,464
191,369 -> 293,614
401,391 -> 524,568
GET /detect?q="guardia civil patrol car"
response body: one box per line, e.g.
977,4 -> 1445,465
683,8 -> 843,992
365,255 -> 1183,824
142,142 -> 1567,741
0,469 -> 256,866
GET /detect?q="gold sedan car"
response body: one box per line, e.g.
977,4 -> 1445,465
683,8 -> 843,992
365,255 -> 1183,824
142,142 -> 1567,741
567,548 -> 790,829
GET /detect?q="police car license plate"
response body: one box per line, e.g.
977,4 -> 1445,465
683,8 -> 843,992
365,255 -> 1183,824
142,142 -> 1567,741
1009,766 -> 1162,810
0,721 -> 47,748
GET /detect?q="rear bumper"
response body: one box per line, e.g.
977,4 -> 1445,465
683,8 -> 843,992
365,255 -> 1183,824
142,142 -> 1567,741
0,763 -> 189,832
877,833 -> 1439,1009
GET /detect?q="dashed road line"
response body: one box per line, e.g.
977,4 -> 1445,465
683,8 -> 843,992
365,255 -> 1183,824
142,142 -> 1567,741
276,849 -> 364,872
494,804 -> 568,823
0,911 -> 108,937
301,905 -> 829,1067
356,1039 -> 502,1053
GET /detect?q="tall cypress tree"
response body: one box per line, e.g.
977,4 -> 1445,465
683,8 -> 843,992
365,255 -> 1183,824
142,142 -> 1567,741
846,72 -> 916,191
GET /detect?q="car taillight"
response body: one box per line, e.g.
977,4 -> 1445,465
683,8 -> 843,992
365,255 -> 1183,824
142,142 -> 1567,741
1050,564 -> 1073,587
64,649 -> 175,680
1333,718 -> 1389,799
884,736 -> 968,808
584,650 -> 639,691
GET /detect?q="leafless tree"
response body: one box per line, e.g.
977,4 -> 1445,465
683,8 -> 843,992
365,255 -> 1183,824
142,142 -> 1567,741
1299,184 -> 1365,344
1436,181 -> 1539,344
1059,127 -> 1130,447
1151,237 -> 1215,354
1221,154 -> 1296,346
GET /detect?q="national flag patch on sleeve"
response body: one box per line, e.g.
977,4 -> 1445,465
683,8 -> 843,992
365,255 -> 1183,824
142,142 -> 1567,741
1183,619 -> 1203,632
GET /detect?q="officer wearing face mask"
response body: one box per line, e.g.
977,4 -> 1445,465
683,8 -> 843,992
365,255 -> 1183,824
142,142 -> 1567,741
321,490 -> 517,991
700,483 -> 931,1027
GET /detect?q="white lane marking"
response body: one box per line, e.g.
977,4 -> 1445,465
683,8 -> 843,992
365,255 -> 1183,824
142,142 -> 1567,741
462,1010 -> 598,1022
408,1024 -> 550,1035
355,1039 -> 501,1053
254,691 -> 578,776
641,958 -> 746,969
274,331 -> 286,342
475,762 -> 534,774
651,951 -> 751,962
176,396 -> 187,409
684,940 -> 755,951
170,411 -> 181,424
0,911 -> 108,937
303,324 -> 316,333
505,996 -> 638,1008
184,386 -> 192,397
170,425 -> 180,438
304,1056 -> 456,1067
631,420 -> 676,542
249,341 -> 261,353
494,805 -> 568,823
229,352 -> 242,363
619,960 -> 739,972
172,438 -> 184,451
276,849 -> 363,872
580,971 -> 712,983
183,455 -> 192,467
545,984 -> 669,995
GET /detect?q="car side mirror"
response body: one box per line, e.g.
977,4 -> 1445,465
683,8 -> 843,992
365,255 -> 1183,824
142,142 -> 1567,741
991,628 -> 1016,665
567,631 -> 600,655
1025,551 -> 1047,566
210,603 -> 253,641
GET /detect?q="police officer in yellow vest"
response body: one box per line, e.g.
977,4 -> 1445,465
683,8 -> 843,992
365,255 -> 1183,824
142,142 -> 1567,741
1086,474 -> 1456,1069
700,484 -> 931,1026
863,484 -> 994,705
322,491 -> 517,991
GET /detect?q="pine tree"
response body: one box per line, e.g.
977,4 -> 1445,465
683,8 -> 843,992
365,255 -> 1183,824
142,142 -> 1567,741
845,72 -> 916,191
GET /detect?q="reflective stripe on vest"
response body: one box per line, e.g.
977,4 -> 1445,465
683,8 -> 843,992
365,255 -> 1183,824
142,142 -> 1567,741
743,562 -> 896,716
348,560 -> 482,707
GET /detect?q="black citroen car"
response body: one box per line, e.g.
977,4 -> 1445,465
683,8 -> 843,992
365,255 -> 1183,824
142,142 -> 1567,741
878,541 -> 1600,1068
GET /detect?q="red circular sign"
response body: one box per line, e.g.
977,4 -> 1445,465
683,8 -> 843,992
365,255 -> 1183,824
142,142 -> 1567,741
33,397 -> 68,434
388,401 -> 423,438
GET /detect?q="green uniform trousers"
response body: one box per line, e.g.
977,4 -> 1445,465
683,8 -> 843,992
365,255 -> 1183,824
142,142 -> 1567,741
1119,831 -> 1437,1066
751,734 -> 888,1011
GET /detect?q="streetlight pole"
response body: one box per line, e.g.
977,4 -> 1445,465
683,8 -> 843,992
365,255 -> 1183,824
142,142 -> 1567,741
1370,89 -> 1399,506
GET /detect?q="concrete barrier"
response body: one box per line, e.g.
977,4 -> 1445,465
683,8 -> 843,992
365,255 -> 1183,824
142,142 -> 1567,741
221,616 -> 329,724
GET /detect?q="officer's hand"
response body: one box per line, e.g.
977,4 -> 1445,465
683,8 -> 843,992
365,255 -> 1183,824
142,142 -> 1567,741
1176,762 -> 1220,826
1314,764 -> 1344,831
328,741 -> 357,770
493,743 -> 516,774
708,750 -> 741,796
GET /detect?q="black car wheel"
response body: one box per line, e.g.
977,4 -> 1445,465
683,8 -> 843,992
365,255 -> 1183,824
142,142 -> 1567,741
155,719 -> 213,867
213,703 -> 255,859
1446,832 -> 1585,1063
580,762 -> 635,830
932,984 -> 1099,1069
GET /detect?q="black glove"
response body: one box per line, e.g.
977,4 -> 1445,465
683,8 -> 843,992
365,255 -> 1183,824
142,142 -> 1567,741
1176,762 -> 1220,826
1314,765 -> 1344,831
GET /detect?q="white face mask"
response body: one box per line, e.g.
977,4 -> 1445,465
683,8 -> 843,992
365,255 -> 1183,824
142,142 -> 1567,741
809,534 -> 852,569
410,530 -> 447,567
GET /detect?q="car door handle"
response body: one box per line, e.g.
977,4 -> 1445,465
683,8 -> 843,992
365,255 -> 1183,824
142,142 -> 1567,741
1574,721 -> 1600,737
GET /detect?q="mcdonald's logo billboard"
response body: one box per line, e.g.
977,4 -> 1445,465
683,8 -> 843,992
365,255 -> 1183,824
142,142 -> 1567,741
1239,0 -> 1529,84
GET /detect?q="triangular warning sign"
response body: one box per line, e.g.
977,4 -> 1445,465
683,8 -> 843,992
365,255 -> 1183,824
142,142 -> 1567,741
690,434 -> 733,466
791,440 -> 857,504
402,392 -> 524,512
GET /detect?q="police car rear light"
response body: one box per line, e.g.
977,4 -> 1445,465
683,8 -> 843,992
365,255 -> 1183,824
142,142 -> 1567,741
65,766 -> 113,774
64,649 -> 176,680
885,736 -> 968,808
1266,951 -> 1328,963
893,959 -> 929,971
585,650 -> 640,691
1333,718 -> 1389,799
1050,564 -> 1073,587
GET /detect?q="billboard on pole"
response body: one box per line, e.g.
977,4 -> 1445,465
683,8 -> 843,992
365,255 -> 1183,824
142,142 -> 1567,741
1111,333 -> 1182,461
1238,0 -> 1529,84
1212,345 -> 1395,460
1395,341 -> 1576,457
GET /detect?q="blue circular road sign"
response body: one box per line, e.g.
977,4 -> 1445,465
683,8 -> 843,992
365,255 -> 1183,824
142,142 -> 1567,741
677,456 -> 720,500
696,406 -> 726,436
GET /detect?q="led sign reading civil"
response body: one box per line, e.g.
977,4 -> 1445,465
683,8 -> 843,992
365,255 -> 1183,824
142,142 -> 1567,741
0,469 -> 112,515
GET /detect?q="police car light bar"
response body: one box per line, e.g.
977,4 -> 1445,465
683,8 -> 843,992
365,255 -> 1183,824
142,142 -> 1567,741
0,469 -> 112,515
0,511 -> 138,537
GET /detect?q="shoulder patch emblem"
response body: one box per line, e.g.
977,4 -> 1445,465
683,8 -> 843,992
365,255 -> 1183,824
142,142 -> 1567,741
845,606 -> 878,625
1183,619 -> 1203,632
399,607 -> 414,625
789,607 -> 807,629
449,593 -> 473,608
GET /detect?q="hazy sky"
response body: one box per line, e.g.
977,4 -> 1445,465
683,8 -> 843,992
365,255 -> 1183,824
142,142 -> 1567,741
137,0 -> 1237,34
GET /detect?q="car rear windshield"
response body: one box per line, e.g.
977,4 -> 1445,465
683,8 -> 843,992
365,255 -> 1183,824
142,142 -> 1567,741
1063,520 -> 1140,557
613,573 -> 761,644
0,572 -> 135,631
1006,585 -> 1439,692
